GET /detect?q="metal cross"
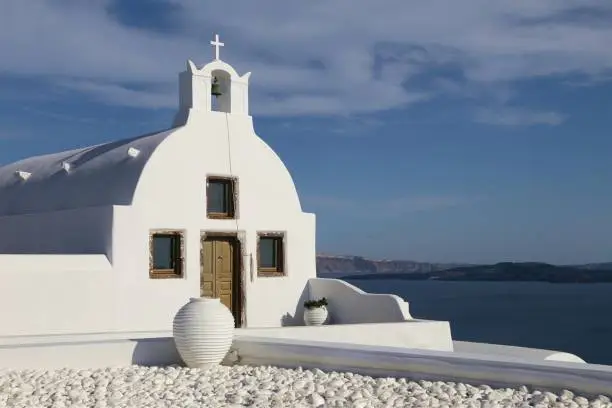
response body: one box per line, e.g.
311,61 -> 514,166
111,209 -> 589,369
210,34 -> 225,60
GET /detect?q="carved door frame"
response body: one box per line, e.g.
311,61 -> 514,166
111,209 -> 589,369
200,231 -> 246,328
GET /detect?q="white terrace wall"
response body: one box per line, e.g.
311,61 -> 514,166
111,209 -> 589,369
229,337 -> 612,397
237,321 -> 454,352
0,206 -> 117,336
0,205 -> 196,337
308,278 -> 412,323
0,254 -> 113,336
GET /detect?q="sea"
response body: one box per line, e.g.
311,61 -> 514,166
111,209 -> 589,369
344,279 -> 612,366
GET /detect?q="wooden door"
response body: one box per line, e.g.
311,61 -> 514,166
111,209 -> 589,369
201,236 -> 241,326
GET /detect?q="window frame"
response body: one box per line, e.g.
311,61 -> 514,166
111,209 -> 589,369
257,232 -> 286,277
206,176 -> 237,219
149,230 -> 185,279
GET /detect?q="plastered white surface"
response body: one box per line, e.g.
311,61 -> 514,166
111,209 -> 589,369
0,331 -> 179,369
454,341 -> 586,364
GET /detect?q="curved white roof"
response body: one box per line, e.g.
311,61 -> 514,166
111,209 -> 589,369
0,128 -> 176,216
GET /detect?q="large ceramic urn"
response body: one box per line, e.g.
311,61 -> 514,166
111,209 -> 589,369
173,297 -> 235,368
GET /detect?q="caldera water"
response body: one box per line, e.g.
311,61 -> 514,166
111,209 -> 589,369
345,279 -> 612,365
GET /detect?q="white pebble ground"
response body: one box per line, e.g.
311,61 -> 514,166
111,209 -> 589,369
0,365 -> 610,408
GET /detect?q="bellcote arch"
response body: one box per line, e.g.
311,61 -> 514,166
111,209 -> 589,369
174,59 -> 252,126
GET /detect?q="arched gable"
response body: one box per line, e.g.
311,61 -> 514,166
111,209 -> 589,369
192,59 -> 251,84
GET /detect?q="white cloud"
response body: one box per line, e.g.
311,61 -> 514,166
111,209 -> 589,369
1,0 -> 611,117
474,108 -> 566,126
57,80 -> 176,109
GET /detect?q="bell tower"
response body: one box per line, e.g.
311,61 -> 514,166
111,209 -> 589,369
173,34 -> 252,127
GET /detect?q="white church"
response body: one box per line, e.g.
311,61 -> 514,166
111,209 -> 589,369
0,36 -> 602,392
0,35 -> 316,337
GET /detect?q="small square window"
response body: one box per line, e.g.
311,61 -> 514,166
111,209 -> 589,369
150,231 -> 184,278
207,177 -> 236,219
258,233 -> 285,277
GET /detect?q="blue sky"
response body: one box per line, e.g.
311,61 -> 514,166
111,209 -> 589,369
1,1 -> 612,264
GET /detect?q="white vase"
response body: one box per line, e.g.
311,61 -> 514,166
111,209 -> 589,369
173,297 -> 235,368
304,306 -> 329,326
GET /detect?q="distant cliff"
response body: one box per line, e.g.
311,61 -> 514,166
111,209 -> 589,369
316,254 -> 465,276
339,261 -> 612,283
575,262 -> 612,271
316,255 -> 612,283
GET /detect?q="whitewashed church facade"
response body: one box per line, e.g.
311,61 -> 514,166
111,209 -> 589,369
0,36 -> 316,337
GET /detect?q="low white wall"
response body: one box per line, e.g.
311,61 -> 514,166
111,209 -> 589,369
0,331 -> 181,370
227,336 -> 612,397
0,255 -> 115,336
237,320 -> 453,352
307,278 -> 412,323
453,341 -> 586,364
0,330 -> 601,397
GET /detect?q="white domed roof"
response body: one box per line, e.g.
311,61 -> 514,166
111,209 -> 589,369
0,128 -> 176,216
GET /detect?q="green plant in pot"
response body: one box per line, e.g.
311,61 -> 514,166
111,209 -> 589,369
303,297 -> 329,326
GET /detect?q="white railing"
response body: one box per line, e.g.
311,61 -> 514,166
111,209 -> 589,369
307,278 -> 412,324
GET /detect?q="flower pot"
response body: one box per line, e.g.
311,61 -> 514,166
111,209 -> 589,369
304,306 -> 329,326
173,297 -> 235,368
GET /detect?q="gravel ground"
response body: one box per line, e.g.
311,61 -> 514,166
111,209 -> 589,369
0,365 -> 610,407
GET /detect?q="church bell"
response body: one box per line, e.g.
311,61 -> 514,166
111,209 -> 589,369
211,77 -> 222,97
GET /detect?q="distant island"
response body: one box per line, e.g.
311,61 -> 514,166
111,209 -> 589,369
316,255 -> 612,283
